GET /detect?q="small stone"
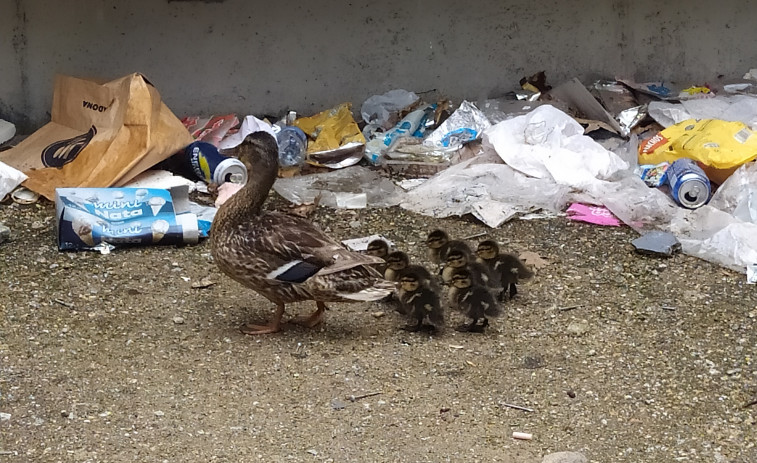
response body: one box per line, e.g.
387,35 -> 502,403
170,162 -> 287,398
330,399 -> 347,410
307,449 -> 318,456
154,410 -> 165,417
371,311 -> 386,319
0,412 -> 11,421
541,451 -> 588,463
0,224 -> 10,244
31,221 -> 45,230
172,316 -> 185,325
567,390 -> 576,398
566,320 -> 590,336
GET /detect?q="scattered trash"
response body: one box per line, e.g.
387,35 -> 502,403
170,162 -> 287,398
631,230 -> 682,257
501,403 -> 534,413
486,105 -> 629,189
365,104 -> 436,163
0,73 -> 193,200
422,100 -> 491,153
639,118 -> 757,184
637,162 -> 670,187
275,125 -> 308,168
293,102 -> 365,168
348,391 -> 382,402
361,89 -> 419,131
747,264 -> 757,284
0,119 -> 15,145
341,234 -> 394,252
566,203 -> 622,226
0,161 -> 26,200
123,169 -> 200,192
665,157 -> 711,209
181,114 -> 239,146
274,166 -> 403,209
551,78 -> 623,135
55,186 -> 202,251
10,186 -> 39,205
185,140 -> 247,185
0,412 -> 10,421
512,431 -> 533,441
217,115 -> 276,151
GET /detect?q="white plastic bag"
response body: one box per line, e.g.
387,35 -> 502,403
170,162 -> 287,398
0,160 -> 27,199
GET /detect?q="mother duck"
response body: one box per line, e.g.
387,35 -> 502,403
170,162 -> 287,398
210,131 -> 394,334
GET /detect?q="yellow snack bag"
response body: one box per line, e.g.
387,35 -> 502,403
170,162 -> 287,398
639,119 -> 757,183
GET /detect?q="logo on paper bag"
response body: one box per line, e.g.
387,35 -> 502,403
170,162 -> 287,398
41,126 -> 97,168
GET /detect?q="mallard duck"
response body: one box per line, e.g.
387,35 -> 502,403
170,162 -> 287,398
398,269 -> 444,333
475,239 -> 533,301
449,268 -> 502,333
426,229 -> 472,267
210,132 -> 395,334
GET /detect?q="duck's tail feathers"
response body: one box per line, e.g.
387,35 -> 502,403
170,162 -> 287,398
339,281 -> 396,301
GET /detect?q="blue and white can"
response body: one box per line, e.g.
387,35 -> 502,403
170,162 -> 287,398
666,158 -> 711,209
186,141 -> 247,185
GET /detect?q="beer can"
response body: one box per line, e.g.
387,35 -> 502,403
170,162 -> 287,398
186,141 -> 247,185
666,157 -> 711,209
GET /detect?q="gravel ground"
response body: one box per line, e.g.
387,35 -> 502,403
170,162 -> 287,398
1,194 -> 756,463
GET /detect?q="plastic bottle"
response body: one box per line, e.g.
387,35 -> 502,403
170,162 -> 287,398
276,126 -> 307,167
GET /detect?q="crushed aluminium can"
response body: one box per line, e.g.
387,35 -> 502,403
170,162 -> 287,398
666,157 -> 711,209
186,141 -> 247,185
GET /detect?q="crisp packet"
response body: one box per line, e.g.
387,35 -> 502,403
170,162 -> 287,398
637,162 -> 670,187
55,186 -> 202,251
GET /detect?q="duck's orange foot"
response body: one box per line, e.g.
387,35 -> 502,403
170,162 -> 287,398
239,322 -> 281,335
290,302 -> 326,328
290,311 -> 324,328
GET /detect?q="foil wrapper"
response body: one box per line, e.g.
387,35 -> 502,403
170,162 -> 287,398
617,105 -> 648,137
423,100 -> 491,153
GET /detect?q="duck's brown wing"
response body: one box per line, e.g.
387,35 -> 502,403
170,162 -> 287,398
235,211 -> 384,283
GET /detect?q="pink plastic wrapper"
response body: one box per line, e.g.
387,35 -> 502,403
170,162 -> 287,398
566,203 -> 622,227
181,114 -> 239,147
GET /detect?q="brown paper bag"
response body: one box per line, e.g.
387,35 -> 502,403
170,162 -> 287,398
0,73 -> 193,200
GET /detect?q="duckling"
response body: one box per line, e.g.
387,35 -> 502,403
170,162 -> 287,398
384,251 -> 435,288
365,239 -> 391,274
476,239 -> 534,301
450,269 -> 502,333
425,229 -> 472,266
441,248 -> 495,288
398,269 -> 444,333
210,131 -> 395,335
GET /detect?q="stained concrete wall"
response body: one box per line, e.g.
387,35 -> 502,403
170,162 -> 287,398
1,0 -> 756,133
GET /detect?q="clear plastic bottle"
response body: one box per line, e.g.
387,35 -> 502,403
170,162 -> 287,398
276,126 -> 307,167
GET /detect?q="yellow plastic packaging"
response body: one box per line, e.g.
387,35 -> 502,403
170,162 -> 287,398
293,102 -> 365,154
639,119 -> 757,184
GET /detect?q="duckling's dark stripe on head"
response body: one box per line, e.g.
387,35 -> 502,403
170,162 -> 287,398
266,260 -> 322,283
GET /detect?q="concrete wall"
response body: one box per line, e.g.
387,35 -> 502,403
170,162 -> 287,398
1,0 -> 756,133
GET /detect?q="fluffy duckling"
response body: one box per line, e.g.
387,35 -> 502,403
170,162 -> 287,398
398,269 -> 444,333
384,251 -> 435,287
365,239 -> 391,274
441,248 -> 495,288
425,229 -> 472,266
450,269 -> 502,333
476,239 -> 534,301
210,132 -> 395,335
